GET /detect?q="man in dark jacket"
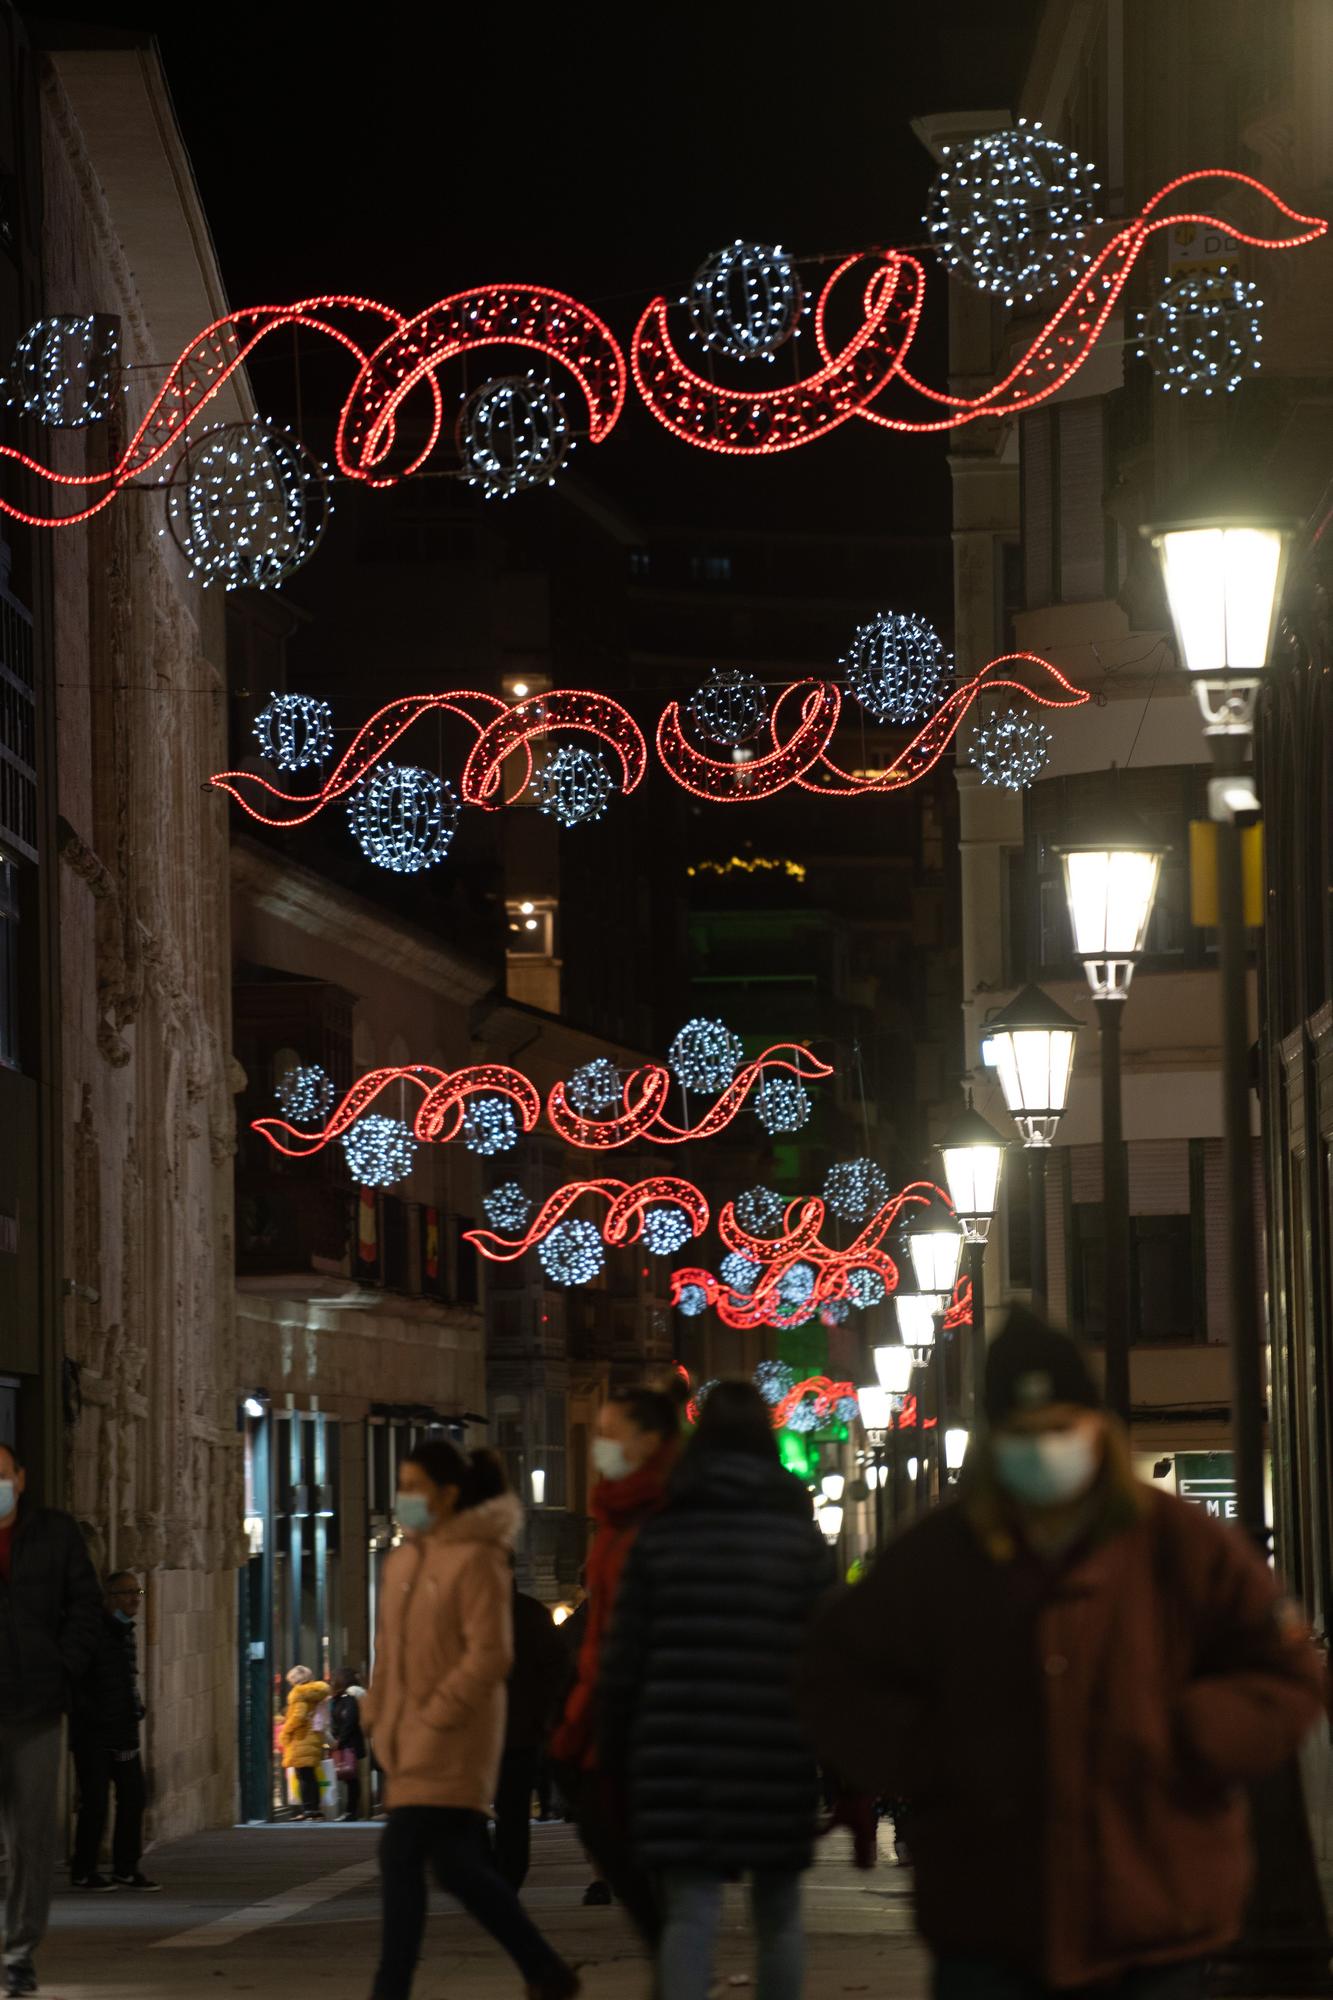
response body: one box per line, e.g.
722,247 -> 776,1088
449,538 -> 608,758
70,1571 -> 158,1891
0,1441 -> 101,1996
493,1583 -> 565,1887
798,1309 -> 1327,2000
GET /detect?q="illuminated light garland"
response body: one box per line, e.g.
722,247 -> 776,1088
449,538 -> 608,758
846,1266 -> 887,1309
456,370 -> 571,497
254,693 -> 335,771
972,708 -> 1053,790
341,1114 -> 417,1188
274,1063 -> 336,1126
250,1062 -> 541,1157
773,1375 -> 862,1435
688,854 -> 806,882
820,1299 -> 851,1327
459,690 -> 646,809
677,1283 -> 708,1316
720,1251 -> 761,1294
733,1187 -> 788,1235
823,1158 -> 891,1224
538,1217 -> 606,1287
565,1058 -> 623,1117
1136,267 -> 1264,395
2,314 -> 120,426
755,1358 -> 796,1406
484,1181 -> 531,1232
687,241 -> 805,363
640,1205 -> 693,1257
686,668 -> 770,747
546,1043 -> 830,1150
462,1094 -> 521,1156
531,745 -> 616,828
346,763 -> 461,872
777,1261 -> 817,1306
925,120 -> 1102,306
465,1174 -> 707,1267
164,418 -> 331,591
752,1075 -> 812,1135
668,1017 -> 745,1094
842,612 -> 952,726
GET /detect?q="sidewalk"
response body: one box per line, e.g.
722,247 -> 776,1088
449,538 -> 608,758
31,1818 -> 929,1999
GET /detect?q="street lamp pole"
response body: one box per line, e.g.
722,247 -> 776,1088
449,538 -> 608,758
985,983 -> 1080,1314
938,1103 -> 1008,1425
1096,996 -> 1130,1419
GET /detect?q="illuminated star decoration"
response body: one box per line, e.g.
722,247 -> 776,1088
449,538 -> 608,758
753,1075 -> 812,1134
925,119 -> 1102,306
686,667 -> 770,747
1136,267 -> 1264,395
274,1063 -> 336,1126
676,1283 -> 708,1316
1,313 -> 119,427
641,1206 -> 694,1257
531,746 -> 616,828
687,241 -> 805,363
720,1251 -> 760,1294
342,1114 -> 417,1188
539,1217 -> 606,1286
565,1057 -> 623,1117
456,370 -> 571,498
842,611 -> 952,726
669,1017 -> 745,1093
823,1158 -> 892,1223
164,416 -> 332,590
346,763 -> 461,872
254,692 -> 335,771
972,708 -> 1053,790
483,1181 -> 531,1232
733,1186 -> 787,1234
462,1095 -> 520,1156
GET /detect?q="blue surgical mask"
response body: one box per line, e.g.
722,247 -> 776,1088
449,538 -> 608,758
993,1429 -> 1099,1508
0,1480 -> 14,1519
113,1608 -> 136,1627
395,1492 -> 434,1533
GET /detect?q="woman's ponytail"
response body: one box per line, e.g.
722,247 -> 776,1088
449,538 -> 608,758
461,1447 -> 507,1511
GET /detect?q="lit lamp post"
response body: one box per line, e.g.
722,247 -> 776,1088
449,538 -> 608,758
1144,510 -> 1295,1545
872,1341 -> 917,1530
1054,820 -> 1167,1423
857,1381 -> 893,1548
985,984 -> 1080,1307
908,1216 -> 964,1502
939,1104 -> 1008,1425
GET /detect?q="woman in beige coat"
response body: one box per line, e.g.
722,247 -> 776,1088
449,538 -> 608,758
363,1440 -> 577,2000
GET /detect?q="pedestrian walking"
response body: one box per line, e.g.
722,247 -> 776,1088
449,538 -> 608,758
70,1570 -> 159,1890
361,1440 -> 577,2000
549,1386 -> 680,1943
280,1665 -> 331,1819
494,1569 -> 566,1888
799,1306 -> 1328,2000
329,1668 -> 367,1821
0,1439 -> 101,1997
599,1379 -> 834,2000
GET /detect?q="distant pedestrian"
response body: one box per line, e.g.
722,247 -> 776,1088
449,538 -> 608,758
0,1440 -> 101,1997
328,1668 -> 367,1821
362,1441 -> 577,2000
280,1665 -> 331,1820
70,1570 -> 159,1890
600,1379 -> 834,2000
549,1386 -> 679,1942
494,1569 -> 566,1888
799,1306 -> 1327,2000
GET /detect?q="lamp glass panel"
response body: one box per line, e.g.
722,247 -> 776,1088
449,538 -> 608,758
874,1342 -> 917,1392
857,1383 -> 893,1429
941,1140 -> 1003,1219
1159,526 -> 1283,676
994,1026 -> 1075,1119
819,1503 -> 844,1542
944,1427 -> 970,1471
821,1472 -> 845,1502
908,1229 -> 963,1294
893,1296 -> 938,1350
1064,849 -> 1161,957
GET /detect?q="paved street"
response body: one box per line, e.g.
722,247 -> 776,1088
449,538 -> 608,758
32,1819 -> 928,1999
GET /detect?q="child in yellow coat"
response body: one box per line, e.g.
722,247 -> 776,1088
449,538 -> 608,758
280,1665 -> 331,1819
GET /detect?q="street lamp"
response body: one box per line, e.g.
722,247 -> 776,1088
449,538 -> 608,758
1056,817 -> 1167,1424
530,1466 -> 546,1507
944,1427 -> 970,1477
986,982 -> 1081,1307
938,1103 -> 1009,1422
874,1340 -> 917,1392
817,1503 -> 844,1545
857,1382 -> 892,1548
820,1472 -> 845,1504
907,1213 -> 963,1503
1144,516 -> 1294,740
891,1296 -> 937,1363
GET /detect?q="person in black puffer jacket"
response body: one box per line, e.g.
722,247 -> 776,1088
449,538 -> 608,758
599,1380 -> 835,2000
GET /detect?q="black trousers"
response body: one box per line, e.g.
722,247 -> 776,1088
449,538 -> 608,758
552,1760 -> 661,1946
493,1746 -> 538,1888
71,1743 -> 144,1879
295,1766 -> 320,1814
373,1805 -> 568,2000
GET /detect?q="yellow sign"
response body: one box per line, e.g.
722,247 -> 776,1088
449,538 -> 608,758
1189,821 -> 1264,927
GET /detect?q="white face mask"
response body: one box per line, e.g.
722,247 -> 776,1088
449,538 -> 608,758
591,1437 -> 633,1483
993,1428 -> 1099,1508
0,1479 -> 14,1520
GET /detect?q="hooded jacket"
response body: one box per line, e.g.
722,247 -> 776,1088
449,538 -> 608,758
363,1492 -> 522,1811
279,1677 -> 331,1770
798,1480 -> 1325,1988
71,1611 -> 143,1752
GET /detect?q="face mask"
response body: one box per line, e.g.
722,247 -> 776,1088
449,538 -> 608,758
394,1492 -> 434,1533
113,1608 -> 136,1627
591,1437 -> 633,1483
0,1481 -> 14,1519
993,1429 -> 1099,1508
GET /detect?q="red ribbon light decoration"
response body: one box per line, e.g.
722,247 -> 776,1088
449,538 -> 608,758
251,1062 -> 542,1156
546,1043 -> 833,1150
465,1175 -> 709,1262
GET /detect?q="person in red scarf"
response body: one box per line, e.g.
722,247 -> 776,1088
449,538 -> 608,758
550,1386 -> 679,1945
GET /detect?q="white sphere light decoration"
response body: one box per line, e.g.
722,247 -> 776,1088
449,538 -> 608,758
753,1076 -> 812,1135
347,764 -> 461,873
686,667 -> 769,747
842,611 -> 952,726
462,1095 -> 520,1157
254,692 -> 334,771
483,1181 -> 531,1232
846,1267 -> 887,1309
720,1251 -> 761,1294
539,1217 -> 606,1287
3,313 -> 119,427
531,746 -> 616,829
342,1114 -> 417,1188
784,1393 -> 820,1434
669,1016 -> 745,1094
565,1057 -> 623,1117
457,371 -> 571,500
823,1158 -> 892,1224
640,1205 -> 693,1257
925,120 -> 1102,306
677,1283 -> 708,1317
777,1260 -> 816,1307
1136,268 -> 1264,396
734,1186 -> 786,1235
754,1358 -> 796,1406
821,1298 -> 851,1326
274,1062 -> 335,1126
165,417 -> 332,590
687,241 -> 805,363
973,707 -> 1053,790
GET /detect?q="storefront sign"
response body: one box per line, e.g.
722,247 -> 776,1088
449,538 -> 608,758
1176,1451 -> 1238,1520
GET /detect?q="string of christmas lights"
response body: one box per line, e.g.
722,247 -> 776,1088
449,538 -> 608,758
687,242 -> 806,363
250,1062 -> 542,1156
456,371 -> 571,497
254,693 -> 335,771
164,418 -> 331,591
1,313 -> 120,427
274,1063 -> 336,1125
465,1175 -> 710,1268
925,121 -> 1102,307
346,764 -> 461,872
1136,267 -> 1264,395
841,612 -> 952,726
972,708 -> 1053,789
341,1114 -> 418,1188
546,1042 -> 832,1150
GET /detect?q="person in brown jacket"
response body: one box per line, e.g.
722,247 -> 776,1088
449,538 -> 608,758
362,1441 -> 577,2000
799,1307 -> 1326,2000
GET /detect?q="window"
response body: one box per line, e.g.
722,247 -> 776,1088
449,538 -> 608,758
0,857 -> 17,1068
689,553 -> 732,584
1021,400 -> 1112,609
506,900 -> 555,957
1070,1206 -> 1202,1343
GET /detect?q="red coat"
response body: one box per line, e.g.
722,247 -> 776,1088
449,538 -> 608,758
550,1441 -> 676,1769
799,1487 -> 1325,1989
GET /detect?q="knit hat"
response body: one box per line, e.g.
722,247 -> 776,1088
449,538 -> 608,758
983,1304 -> 1101,1425
286,1664 -> 313,1686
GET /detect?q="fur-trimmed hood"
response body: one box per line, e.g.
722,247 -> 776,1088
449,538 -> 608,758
429,1491 -> 523,1551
